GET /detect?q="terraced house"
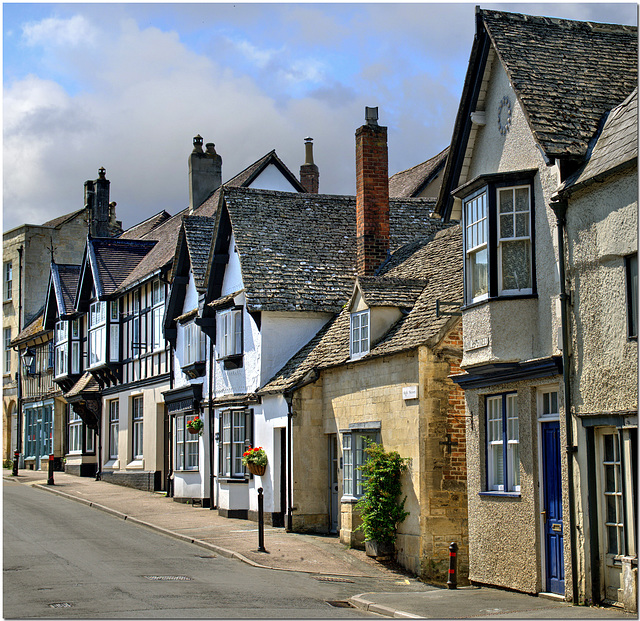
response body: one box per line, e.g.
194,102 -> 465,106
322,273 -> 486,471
436,8 -> 637,610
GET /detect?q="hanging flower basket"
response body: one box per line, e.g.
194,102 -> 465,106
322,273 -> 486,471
247,462 -> 266,476
186,416 -> 204,436
242,446 -> 268,476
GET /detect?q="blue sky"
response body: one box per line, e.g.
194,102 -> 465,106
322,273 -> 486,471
3,2 -> 637,231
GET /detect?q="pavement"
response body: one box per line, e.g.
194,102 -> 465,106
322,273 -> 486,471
3,468 -> 635,619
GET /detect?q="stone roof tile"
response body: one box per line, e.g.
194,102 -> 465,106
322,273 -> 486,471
389,147 -> 449,197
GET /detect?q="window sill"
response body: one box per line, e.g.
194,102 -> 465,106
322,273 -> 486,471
174,468 -> 200,473
478,491 -> 521,498
3,299 -> 13,305
126,459 -> 144,469
218,477 -> 248,484
340,495 -> 361,504
217,355 -> 243,370
461,293 -> 538,312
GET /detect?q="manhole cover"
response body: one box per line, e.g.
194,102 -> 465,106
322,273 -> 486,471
49,603 -> 73,608
314,576 -> 355,583
326,600 -> 353,608
143,575 -> 192,581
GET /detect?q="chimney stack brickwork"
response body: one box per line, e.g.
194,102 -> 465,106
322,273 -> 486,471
300,137 -> 319,193
189,135 -> 223,213
356,112 -> 389,276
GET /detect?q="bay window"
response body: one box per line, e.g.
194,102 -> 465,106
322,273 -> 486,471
183,321 -> 204,365
350,310 -> 370,359
458,172 -> 536,305
486,393 -> 520,493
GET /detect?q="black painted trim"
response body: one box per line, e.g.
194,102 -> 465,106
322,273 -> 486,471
452,356 -> 562,389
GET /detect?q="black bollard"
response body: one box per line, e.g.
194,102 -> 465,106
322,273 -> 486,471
47,454 -> 55,485
12,449 -> 19,476
257,487 -> 266,552
447,541 -> 458,589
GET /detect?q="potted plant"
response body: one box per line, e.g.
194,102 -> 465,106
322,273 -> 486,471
242,446 -> 268,476
355,442 -> 410,559
186,416 -> 204,436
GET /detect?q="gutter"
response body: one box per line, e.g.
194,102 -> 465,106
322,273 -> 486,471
549,196 -> 579,606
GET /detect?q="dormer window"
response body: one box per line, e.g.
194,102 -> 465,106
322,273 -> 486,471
183,321 -> 205,366
350,310 -> 370,359
216,308 -> 243,368
55,321 -> 68,377
88,301 -> 106,367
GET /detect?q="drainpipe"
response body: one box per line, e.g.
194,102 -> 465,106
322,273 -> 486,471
550,196 -> 579,606
167,345 -> 174,497
208,334 -> 215,509
16,246 -> 24,463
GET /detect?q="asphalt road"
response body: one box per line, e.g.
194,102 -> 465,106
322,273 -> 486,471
3,483 -> 374,619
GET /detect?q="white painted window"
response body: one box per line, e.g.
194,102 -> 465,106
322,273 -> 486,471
4,327 -> 11,375
498,186 -> 532,295
109,301 -> 119,362
221,410 -> 247,477
55,321 -> 68,377
108,400 -> 119,460
68,407 -> 83,454
152,280 -> 165,352
341,430 -> 378,498
88,301 -> 106,367
183,321 -> 204,365
350,310 -> 370,359
4,262 -> 12,301
132,396 -> 143,460
464,191 -> 488,302
175,414 -> 199,471
216,308 -> 242,359
486,393 -> 520,492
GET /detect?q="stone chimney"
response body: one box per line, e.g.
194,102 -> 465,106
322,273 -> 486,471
85,169 -> 122,238
356,107 -> 389,276
300,137 -> 319,193
189,135 -> 222,213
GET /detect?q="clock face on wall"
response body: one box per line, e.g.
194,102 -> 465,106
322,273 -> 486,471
498,96 -> 512,136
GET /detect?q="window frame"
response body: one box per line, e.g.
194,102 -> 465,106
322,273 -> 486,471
4,327 -> 11,376
341,429 -> 379,499
108,399 -> 119,460
175,413 -> 200,471
219,409 -> 251,479
54,320 -> 69,377
350,309 -> 370,360
4,262 -> 12,302
216,307 -> 243,363
485,392 -> 520,494
131,395 -> 143,460
183,321 -> 204,366
152,280 -> 165,352
68,407 -> 83,454
459,174 -> 536,307
626,253 -> 638,340
88,301 -> 107,368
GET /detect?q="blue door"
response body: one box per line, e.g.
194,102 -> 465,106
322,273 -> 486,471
541,421 -> 564,594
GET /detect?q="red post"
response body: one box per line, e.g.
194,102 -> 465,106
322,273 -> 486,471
447,541 -> 458,589
47,454 -> 55,485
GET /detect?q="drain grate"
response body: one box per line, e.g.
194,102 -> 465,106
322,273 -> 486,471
314,576 -> 354,583
143,575 -> 192,581
49,603 -> 73,609
326,600 -> 353,608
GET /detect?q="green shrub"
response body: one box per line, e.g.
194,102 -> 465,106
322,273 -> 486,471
3,459 -> 14,469
355,442 -> 410,544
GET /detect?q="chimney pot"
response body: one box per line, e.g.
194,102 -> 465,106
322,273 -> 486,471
365,106 -> 379,126
300,137 -> 319,193
192,135 -> 204,153
189,135 -> 222,212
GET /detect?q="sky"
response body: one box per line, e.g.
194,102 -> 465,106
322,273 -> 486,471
3,2 -> 637,232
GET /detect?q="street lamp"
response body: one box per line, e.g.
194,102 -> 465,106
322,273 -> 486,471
21,348 -> 35,376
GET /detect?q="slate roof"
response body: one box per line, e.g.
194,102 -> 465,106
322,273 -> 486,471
217,187 -> 447,313
118,210 -> 172,240
355,276 -> 428,308
557,88 -> 638,195
389,147 -> 449,198
482,9 -> 637,160
64,371 -> 102,398
52,263 -> 81,315
88,237 -> 157,297
41,208 -> 86,229
260,224 -> 462,394
12,310 -> 46,345
181,216 -> 217,290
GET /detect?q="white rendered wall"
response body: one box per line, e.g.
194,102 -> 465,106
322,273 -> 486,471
248,163 -> 299,192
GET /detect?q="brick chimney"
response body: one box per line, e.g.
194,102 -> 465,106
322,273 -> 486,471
189,135 -> 222,213
300,137 -> 319,193
85,167 -> 110,237
356,107 -> 389,276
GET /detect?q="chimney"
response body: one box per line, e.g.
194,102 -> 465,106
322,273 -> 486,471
189,135 -> 222,213
356,107 -> 389,276
86,167 -> 111,237
300,137 -> 319,193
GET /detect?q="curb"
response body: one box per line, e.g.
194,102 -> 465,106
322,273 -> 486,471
29,482 -> 381,580
349,593 -> 423,619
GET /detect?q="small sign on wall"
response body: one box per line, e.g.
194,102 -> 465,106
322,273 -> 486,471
402,385 -> 418,400
464,336 -> 489,352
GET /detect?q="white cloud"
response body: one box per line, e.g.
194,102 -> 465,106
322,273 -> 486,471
234,38 -> 281,69
22,15 -> 97,48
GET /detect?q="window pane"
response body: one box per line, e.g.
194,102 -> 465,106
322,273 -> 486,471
499,188 -> 513,214
501,240 -> 531,291
469,248 -> 488,299
500,214 -> 514,239
515,212 -> 529,237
